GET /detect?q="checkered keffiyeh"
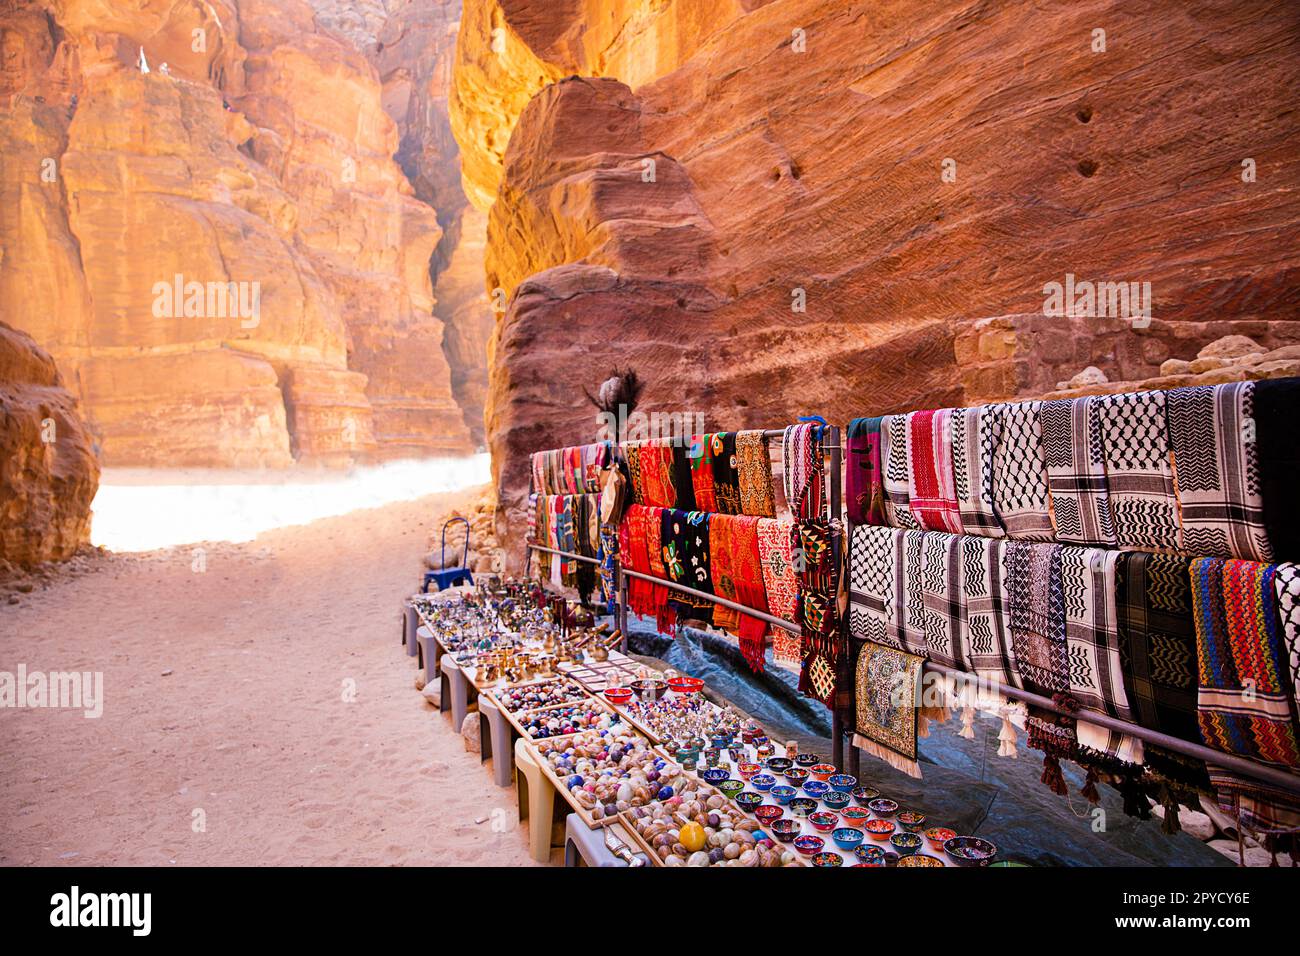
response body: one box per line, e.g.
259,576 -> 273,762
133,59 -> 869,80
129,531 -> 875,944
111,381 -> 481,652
919,530 -> 968,670
1167,382 -> 1271,561
952,404 -> 1005,537
959,534 -> 1021,688
992,401 -> 1054,540
1094,390 -> 1182,551
848,523 -> 906,649
1041,396 -> 1117,546
1272,563 -> 1300,710
907,409 -> 964,533
882,414 -> 921,530
901,529 -> 931,657
1059,545 -> 1133,721
1004,540 -> 1069,695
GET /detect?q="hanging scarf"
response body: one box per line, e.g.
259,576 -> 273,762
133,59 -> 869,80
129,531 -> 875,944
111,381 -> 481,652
555,495 -> 578,587
900,530 -> 930,658
534,494 -> 552,582
598,525 -> 619,615
709,513 -> 742,633
619,505 -> 653,618
757,517 -> 800,662
1095,389 -> 1182,551
661,509 -> 712,626
1272,563 -> 1300,709
527,491 -> 539,544
530,453 -> 546,496
992,401 -> 1054,540
907,409 -> 963,533
882,414 -> 920,529
646,506 -> 675,635
549,495 -> 564,589
848,524 -> 905,650
845,416 -> 886,526
958,534 -> 1021,688
795,518 -> 842,707
711,514 -> 769,671
688,434 -> 718,512
571,494 -> 596,601
853,640 -> 925,778
624,441 -> 646,504
1058,546 -> 1132,721
735,430 -> 776,517
639,441 -> 677,509
1041,396 -> 1117,546
1254,377 -> 1300,560
671,442 -> 697,511
951,403 -> 1004,537
1168,382 -> 1271,561
919,530 -> 968,670
782,422 -> 824,520
710,432 -> 742,515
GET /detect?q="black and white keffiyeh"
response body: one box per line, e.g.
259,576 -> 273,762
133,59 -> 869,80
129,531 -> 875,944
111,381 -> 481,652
1094,390 -> 1182,551
952,404 -> 1005,537
991,401 -> 1054,540
1041,396 -> 1117,546
1058,545 -> 1133,721
848,524 -> 905,649
1272,562 -> 1300,708
959,535 -> 1022,688
900,529 -> 930,657
920,531 -> 968,670
881,414 -> 920,530
1166,382 -> 1271,561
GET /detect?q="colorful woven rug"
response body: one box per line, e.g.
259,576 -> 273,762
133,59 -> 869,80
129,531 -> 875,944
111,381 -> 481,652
1041,396 -> 1117,546
710,432 -> 742,515
853,640 -> 925,778
782,422 -> 824,520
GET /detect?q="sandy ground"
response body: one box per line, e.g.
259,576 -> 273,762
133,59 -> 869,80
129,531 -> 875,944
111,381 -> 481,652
0,485 -> 539,867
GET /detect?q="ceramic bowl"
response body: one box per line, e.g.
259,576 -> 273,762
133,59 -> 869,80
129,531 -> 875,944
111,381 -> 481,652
667,675 -> 703,696
890,832 -> 923,857
737,762 -> 762,780
755,742 -> 776,759
809,763 -> 837,781
630,678 -> 667,701
750,773 -> 776,792
808,811 -> 839,832
717,779 -> 746,798
924,827 -> 957,850
841,807 -> 872,829
867,797 -> 899,817
832,827 -> 865,850
783,768 -> 810,786
735,791 -> 763,811
828,774 -> 857,793
897,810 -> 926,832
788,798 -> 818,818
701,767 -> 730,785
865,819 -> 896,840
793,834 -> 825,855
851,786 -> 881,806
770,819 -> 801,843
821,791 -> 850,811
854,844 -> 886,866
754,804 -> 784,825
603,687 -> 633,706
811,852 -> 843,868
803,780 -> 831,799
765,756 -> 794,774
898,854 -> 944,868
771,785 -> 798,805
944,836 -> 997,867
794,753 -> 821,768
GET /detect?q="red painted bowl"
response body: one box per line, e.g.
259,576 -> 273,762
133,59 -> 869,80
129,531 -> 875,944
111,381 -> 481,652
737,762 -> 762,780
809,763 -> 837,781
840,807 -> 872,829
865,819 -> 896,840
754,804 -> 785,825
808,811 -> 839,832
925,827 -> 957,850
667,676 -> 704,696
603,687 -> 633,705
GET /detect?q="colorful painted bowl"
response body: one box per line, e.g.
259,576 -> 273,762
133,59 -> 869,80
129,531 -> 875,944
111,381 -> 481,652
754,804 -> 784,825
867,797 -> 899,817
765,756 -> 794,774
851,786 -> 881,806
783,768 -> 810,786
667,675 -> 704,696
925,827 -> 957,850
737,762 -> 761,780
793,834 -> 825,855
832,827 -> 865,850
897,810 -> 927,832
822,791 -> 850,811
770,819 -> 801,843
809,763 -> 837,781
865,819 -> 896,841
603,687 -> 633,706
736,791 -> 763,811
701,767 -> 730,785
794,753 -> 820,768
944,836 -> 997,867
808,811 -> 839,832
854,844 -> 887,866
811,852 -> 843,868
828,774 -> 857,793
788,797 -> 818,818
841,807 -> 872,829
750,773 -> 776,792
717,779 -> 746,798
803,780 -> 831,799
771,785 -> 798,804
630,678 -> 667,701
898,854 -> 944,868
890,832 -> 923,857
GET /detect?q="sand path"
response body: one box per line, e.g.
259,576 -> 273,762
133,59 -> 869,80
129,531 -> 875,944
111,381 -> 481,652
0,488 -> 537,866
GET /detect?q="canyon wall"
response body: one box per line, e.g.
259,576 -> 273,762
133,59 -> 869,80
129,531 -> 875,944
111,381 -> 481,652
449,0 -> 1300,553
0,0 -> 486,467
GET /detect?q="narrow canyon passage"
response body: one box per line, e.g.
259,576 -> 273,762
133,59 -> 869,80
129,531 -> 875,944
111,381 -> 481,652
0,489 -> 535,866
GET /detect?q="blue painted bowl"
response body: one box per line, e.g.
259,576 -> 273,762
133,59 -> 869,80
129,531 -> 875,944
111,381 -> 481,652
829,774 -> 857,793
735,791 -> 763,811
784,768 -> 810,786
771,785 -> 798,804
770,819 -> 800,843
890,832 -> 923,857
822,791 -> 851,811
803,780 -> 831,799
854,844 -> 886,866
750,773 -> 776,792
832,827 -> 864,850
701,767 -> 730,785
788,797 -> 818,818
794,753 -> 820,768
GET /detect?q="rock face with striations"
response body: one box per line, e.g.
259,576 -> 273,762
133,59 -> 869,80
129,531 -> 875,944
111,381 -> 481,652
0,0 -> 476,467
450,0 -> 1300,559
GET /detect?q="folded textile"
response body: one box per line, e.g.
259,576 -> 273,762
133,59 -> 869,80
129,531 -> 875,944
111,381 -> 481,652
735,430 -> 776,518
782,422 -> 825,520
1094,390 -> 1182,551
689,434 -> 719,512
757,517 -> 800,663
534,494 -> 552,581
848,524 -> 906,649
907,409 -> 963,533
1077,721 -> 1145,767
845,416 -> 887,526
1005,540 -> 1069,695
958,535 -> 1022,688
550,495 -> 565,589
1254,377 -> 1300,560
671,442 -> 697,511
1273,563 -> 1300,709
711,432 -> 742,515
623,441 -> 645,504
853,640 -> 925,779
646,505 -> 674,634
1116,551 -> 1201,743
1207,768 -> 1300,836
580,442 -> 610,493
1041,396 -> 1117,546
661,509 -> 713,626
919,530 -> 968,670
598,526 -> 619,615
527,491 -> 538,543
1058,546 -> 1133,721
639,441 -> 678,509
710,515 -> 769,671
708,513 -> 742,633
882,414 -> 921,529
1167,382 -> 1271,561
1192,557 -> 1300,769
992,401 -> 1054,540
900,530 -> 930,657
951,404 -> 1005,537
